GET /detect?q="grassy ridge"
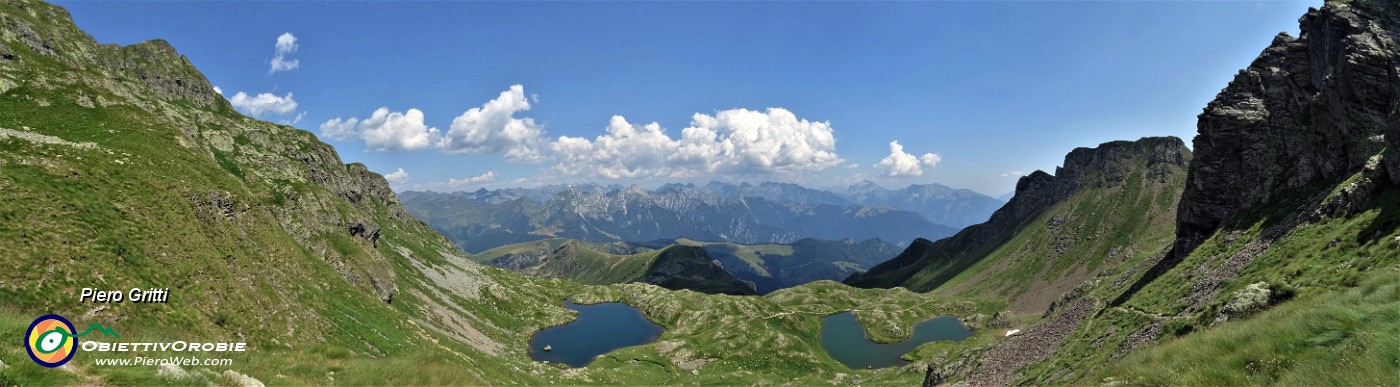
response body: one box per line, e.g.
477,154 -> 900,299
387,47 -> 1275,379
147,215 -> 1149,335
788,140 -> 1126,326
927,167 -> 1181,313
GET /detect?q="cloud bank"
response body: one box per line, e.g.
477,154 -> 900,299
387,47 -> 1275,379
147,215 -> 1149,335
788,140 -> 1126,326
320,85 -> 856,181
551,108 -> 841,178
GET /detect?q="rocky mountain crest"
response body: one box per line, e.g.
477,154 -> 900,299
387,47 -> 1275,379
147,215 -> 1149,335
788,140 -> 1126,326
0,1 -> 221,108
1176,0 -> 1399,254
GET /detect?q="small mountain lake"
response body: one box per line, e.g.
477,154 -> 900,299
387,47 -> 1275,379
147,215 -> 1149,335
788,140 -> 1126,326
820,312 -> 973,369
529,300 -> 665,367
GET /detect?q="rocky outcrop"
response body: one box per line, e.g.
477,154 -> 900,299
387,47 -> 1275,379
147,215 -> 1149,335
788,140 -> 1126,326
96,39 -> 221,108
1175,0 -> 1400,255
0,1 -> 223,109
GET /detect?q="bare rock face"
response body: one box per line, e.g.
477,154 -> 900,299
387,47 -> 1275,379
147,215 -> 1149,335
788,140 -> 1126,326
1387,125 -> 1400,184
1176,0 -> 1400,254
0,2 -> 222,109
96,40 -> 221,108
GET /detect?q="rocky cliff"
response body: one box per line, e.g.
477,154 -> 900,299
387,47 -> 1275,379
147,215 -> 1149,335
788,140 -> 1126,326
1176,0 -> 1399,254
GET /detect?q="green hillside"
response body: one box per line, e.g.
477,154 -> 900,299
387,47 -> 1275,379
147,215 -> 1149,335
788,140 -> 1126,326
1004,178 -> 1400,385
847,137 -> 1190,314
479,239 -> 658,285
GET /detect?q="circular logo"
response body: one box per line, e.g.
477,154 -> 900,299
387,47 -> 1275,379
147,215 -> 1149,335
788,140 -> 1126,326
26,314 -> 77,368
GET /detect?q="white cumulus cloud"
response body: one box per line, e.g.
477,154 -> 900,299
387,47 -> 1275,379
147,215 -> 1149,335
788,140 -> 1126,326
213,86 -> 223,96
317,86 -> 541,156
876,140 -> 941,177
318,108 -> 441,151
439,85 -> 546,162
551,116 -> 683,178
269,32 -> 300,73
549,108 -> 842,179
1001,171 -> 1025,177
920,153 -> 942,168
318,117 -> 360,141
383,168 -> 410,184
229,91 -> 298,117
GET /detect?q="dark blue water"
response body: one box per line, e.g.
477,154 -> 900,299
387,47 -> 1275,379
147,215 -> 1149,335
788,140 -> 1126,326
528,300 -> 665,367
820,312 -> 973,369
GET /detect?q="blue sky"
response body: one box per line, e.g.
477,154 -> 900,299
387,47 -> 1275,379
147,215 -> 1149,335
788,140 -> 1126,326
56,0 -> 1317,196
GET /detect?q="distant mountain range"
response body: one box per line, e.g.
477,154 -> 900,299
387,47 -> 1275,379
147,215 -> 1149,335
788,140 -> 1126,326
478,239 -> 758,295
401,181 -> 994,253
473,237 -> 903,295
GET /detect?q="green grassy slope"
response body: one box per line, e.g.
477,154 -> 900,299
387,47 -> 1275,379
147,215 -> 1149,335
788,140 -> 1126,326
1001,167 -> 1400,385
847,137 -> 1190,314
1100,267 -> 1399,386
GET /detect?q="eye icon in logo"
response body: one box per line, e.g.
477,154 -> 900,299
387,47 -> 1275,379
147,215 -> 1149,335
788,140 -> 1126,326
26,314 -> 77,368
